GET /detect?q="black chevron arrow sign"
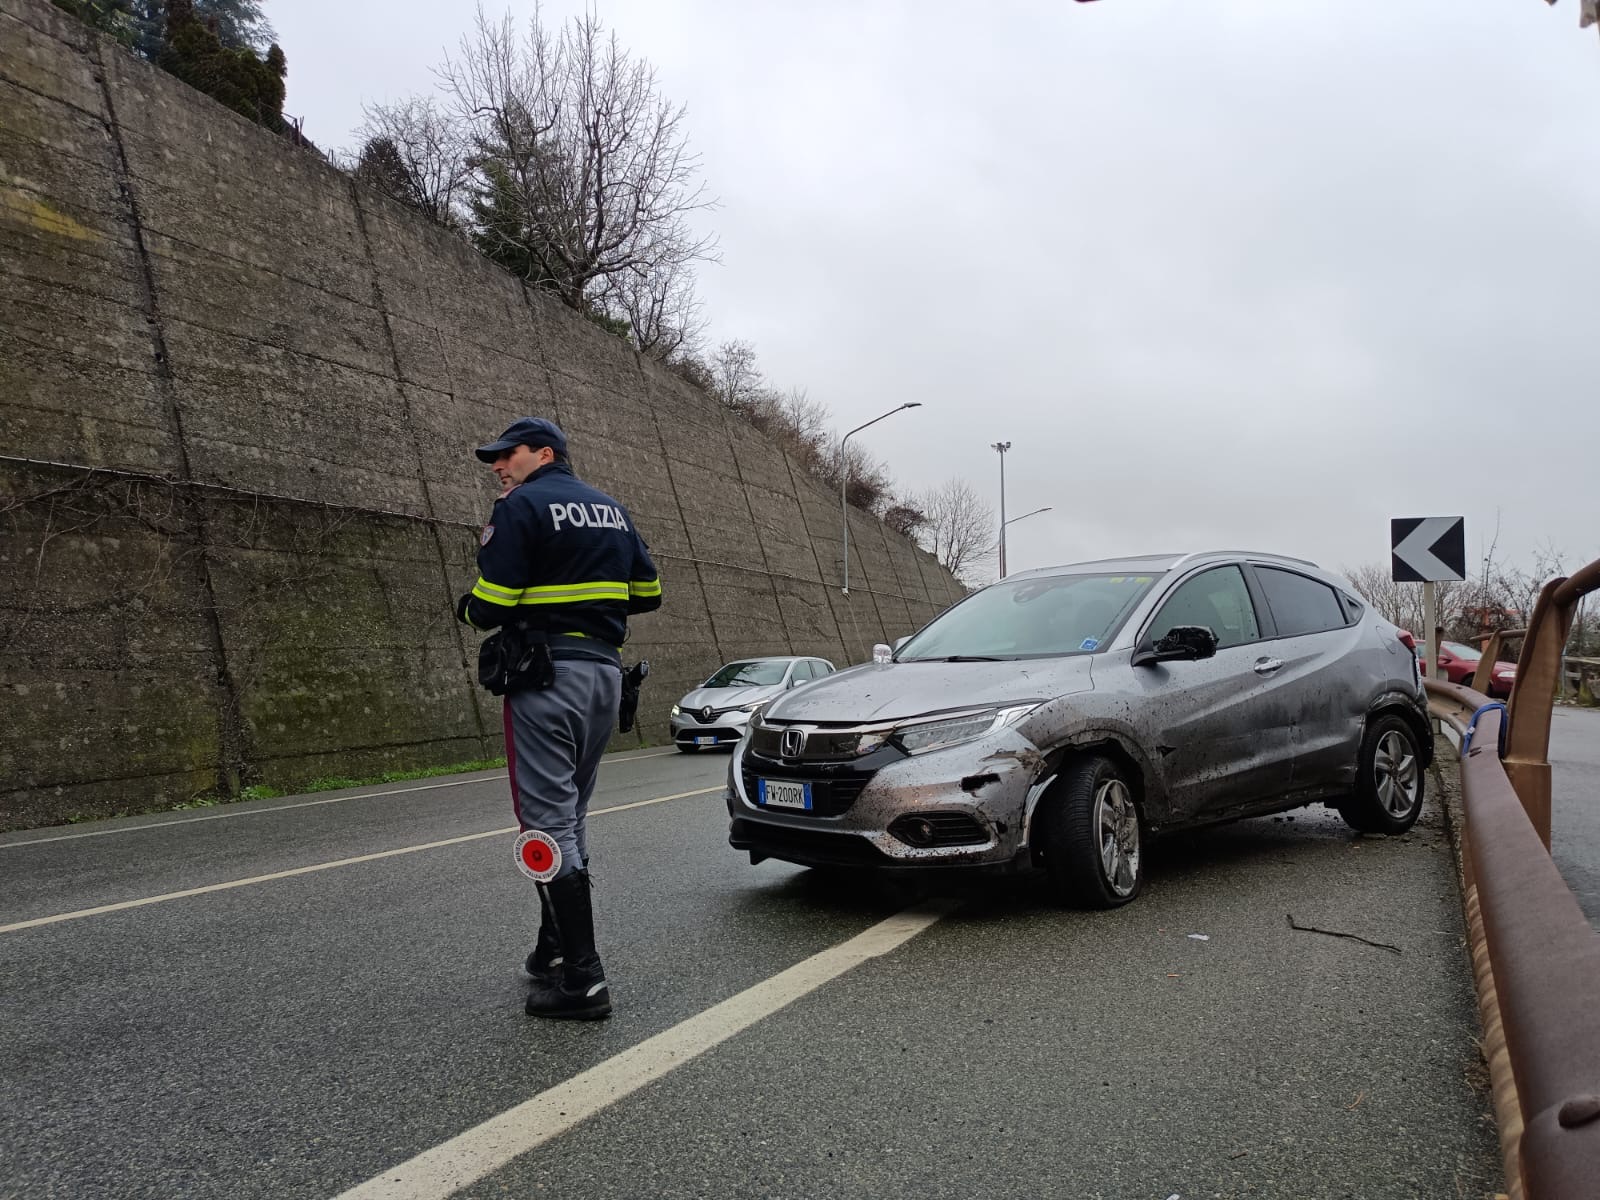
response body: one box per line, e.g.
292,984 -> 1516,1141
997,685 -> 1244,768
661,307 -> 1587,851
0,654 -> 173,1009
1390,516 -> 1466,583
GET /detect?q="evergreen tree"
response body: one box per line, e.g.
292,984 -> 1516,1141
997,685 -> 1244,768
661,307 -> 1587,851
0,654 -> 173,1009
354,137 -> 423,213
159,0 -> 286,130
51,0 -> 142,50
467,154 -> 570,293
194,0 -> 273,52
127,0 -> 274,58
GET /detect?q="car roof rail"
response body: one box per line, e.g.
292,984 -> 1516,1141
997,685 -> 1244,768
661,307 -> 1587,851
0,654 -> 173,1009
1172,549 -> 1321,570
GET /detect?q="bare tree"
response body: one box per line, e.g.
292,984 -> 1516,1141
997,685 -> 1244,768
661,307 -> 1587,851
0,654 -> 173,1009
441,5 -> 717,310
597,258 -> 706,362
1340,563 -> 1414,631
914,479 -> 997,583
699,340 -> 894,511
1341,562 -> 1467,638
1458,543 -> 1574,671
348,96 -> 472,228
778,388 -> 831,450
707,339 -> 765,413
1342,544 -> 1583,653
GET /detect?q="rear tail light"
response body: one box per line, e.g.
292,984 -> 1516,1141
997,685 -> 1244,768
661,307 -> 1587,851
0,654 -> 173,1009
1396,630 -> 1417,651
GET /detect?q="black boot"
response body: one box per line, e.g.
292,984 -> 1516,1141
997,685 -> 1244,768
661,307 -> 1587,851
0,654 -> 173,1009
525,869 -> 612,1020
523,885 -> 564,986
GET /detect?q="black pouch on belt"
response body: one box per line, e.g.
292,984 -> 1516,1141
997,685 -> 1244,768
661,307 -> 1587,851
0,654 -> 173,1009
618,659 -> 650,732
478,621 -> 555,695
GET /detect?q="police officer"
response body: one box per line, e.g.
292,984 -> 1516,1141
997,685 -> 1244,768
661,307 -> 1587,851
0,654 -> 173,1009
456,417 -> 662,1020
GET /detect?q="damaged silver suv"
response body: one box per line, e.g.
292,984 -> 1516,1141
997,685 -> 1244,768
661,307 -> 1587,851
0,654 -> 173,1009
727,552 -> 1431,908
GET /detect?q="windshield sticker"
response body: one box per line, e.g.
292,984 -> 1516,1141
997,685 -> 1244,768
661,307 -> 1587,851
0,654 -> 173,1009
1080,637 -> 1100,651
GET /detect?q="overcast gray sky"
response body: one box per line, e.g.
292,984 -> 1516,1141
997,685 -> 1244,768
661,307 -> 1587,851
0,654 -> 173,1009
268,0 -> 1599,582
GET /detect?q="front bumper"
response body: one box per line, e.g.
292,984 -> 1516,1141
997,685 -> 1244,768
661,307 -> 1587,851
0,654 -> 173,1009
670,708 -> 755,748
725,728 -> 1046,869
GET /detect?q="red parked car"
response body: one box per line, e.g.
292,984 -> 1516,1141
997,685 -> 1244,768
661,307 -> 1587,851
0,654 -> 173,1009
1411,638 -> 1517,699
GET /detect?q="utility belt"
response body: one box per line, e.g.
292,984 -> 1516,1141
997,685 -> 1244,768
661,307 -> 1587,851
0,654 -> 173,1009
477,619 -> 555,695
479,621 -> 649,735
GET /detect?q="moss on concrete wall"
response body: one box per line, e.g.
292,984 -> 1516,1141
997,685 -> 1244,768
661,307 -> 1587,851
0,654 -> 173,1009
0,0 -> 965,829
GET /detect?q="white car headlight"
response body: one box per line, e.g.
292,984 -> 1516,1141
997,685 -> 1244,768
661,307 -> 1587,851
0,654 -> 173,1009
891,704 -> 1038,756
670,704 -> 681,716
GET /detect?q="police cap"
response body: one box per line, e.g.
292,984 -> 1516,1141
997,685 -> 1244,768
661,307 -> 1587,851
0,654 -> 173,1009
474,417 -> 569,463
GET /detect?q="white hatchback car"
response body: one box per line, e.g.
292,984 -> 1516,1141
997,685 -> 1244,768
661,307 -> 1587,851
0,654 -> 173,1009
670,656 -> 837,752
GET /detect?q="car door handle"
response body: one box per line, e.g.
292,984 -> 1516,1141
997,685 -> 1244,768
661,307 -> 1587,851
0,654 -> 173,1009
1253,658 -> 1285,675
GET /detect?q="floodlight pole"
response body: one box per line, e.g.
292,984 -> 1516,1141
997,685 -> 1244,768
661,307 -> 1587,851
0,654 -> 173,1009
992,441 -> 1012,577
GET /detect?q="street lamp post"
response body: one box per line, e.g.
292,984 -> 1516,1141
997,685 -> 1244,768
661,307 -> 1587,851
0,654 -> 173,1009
991,441 -> 1011,577
1000,506 -> 1053,578
841,402 -> 923,594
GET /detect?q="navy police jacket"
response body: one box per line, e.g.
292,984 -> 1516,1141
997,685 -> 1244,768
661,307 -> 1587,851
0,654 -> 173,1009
457,462 -> 661,662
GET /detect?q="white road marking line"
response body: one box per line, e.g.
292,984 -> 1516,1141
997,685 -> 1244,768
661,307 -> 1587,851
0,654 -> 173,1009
0,778 -> 500,848
333,901 -> 954,1200
0,749 -> 691,849
0,786 -> 724,935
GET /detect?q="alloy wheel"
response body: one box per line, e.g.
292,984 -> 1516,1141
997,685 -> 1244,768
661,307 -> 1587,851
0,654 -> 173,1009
1094,777 -> 1141,898
1373,729 -> 1420,818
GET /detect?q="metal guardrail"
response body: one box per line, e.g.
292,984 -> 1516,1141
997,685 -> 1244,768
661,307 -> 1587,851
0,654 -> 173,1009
1504,559 -> 1600,847
1425,554 -> 1600,1199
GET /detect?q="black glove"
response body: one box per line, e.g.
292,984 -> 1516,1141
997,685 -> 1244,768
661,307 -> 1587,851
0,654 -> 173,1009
455,593 -> 474,627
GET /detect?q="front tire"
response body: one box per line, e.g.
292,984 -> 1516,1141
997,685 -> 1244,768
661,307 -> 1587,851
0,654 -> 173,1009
1039,755 -> 1145,909
1337,715 -> 1425,834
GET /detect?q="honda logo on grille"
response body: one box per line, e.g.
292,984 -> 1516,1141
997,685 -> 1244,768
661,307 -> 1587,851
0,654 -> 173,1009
781,728 -> 805,758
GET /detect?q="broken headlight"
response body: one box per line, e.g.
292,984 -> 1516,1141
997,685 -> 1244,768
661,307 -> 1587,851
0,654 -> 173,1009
890,704 -> 1039,756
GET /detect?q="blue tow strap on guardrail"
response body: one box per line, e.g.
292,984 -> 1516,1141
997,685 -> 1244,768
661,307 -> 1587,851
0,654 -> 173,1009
1461,701 -> 1508,759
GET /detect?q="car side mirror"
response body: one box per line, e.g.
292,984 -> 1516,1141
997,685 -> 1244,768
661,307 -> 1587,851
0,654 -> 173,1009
892,636 -> 910,652
872,643 -> 892,663
1133,624 -> 1219,667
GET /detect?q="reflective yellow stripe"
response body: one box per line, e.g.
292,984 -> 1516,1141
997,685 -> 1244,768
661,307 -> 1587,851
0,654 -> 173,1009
516,581 -> 630,605
524,581 -> 629,598
471,577 -> 524,607
518,592 -> 628,606
629,578 -> 662,597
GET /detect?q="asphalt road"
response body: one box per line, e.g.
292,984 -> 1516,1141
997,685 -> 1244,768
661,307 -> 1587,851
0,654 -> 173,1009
1549,705 -> 1600,928
1,746 -> 1501,1200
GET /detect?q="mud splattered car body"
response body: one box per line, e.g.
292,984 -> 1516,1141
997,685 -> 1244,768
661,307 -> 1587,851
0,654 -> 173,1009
726,552 -> 1432,907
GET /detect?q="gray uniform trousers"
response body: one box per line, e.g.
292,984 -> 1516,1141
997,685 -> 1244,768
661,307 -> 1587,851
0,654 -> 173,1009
504,658 -> 622,877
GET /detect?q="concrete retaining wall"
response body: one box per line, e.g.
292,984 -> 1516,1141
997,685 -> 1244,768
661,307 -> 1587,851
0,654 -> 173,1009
0,0 -> 963,828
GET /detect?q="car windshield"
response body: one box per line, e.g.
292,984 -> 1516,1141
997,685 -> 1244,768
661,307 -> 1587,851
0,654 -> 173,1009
1443,641 -> 1481,662
704,660 -> 788,687
896,572 -> 1163,661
